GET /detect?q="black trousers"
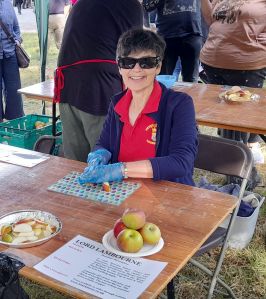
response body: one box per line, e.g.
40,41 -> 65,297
16,3 -> 22,14
160,35 -> 202,82
201,63 -> 266,143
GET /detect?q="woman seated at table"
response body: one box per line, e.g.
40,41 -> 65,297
78,28 -> 198,186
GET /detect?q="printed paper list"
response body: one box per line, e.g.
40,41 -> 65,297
34,235 -> 167,299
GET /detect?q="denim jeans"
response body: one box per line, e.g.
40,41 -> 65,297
0,54 -> 24,121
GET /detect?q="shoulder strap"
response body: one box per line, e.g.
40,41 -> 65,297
0,19 -> 16,44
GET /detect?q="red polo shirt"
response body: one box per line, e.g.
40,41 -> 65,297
115,81 -> 162,162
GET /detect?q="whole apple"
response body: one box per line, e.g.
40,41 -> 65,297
113,218 -> 127,238
122,208 -> 146,230
139,222 -> 161,245
117,228 -> 144,253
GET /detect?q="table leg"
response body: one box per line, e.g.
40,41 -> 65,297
42,100 -> 46,115
167,279 -> 176,299
52,102 -> 57,136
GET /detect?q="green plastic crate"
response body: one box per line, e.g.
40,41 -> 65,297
0,114 -> 62,150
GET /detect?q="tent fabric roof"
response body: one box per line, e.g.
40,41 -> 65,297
35,0 -> 49,81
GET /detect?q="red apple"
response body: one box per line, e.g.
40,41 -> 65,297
122,208 -> 146,230
139,222 -> 161,245
117,229 -> 143,253
113,218 -> 127,238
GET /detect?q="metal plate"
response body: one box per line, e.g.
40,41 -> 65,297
219,91 -> 260,104
0,210 -> 62,248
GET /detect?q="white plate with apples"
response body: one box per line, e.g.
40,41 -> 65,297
102,208 -> 164,257
102,230 -> 164,258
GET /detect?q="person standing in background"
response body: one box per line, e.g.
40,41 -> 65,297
0,0 -> 24,122
15,0 -> 23,14
56,0 -> 143,162
22,0 -> 32,9
48,0 -> 70,50
143,0 -> 202,82
200,0 -> 266,164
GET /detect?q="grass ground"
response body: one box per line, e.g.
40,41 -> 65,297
17,33 -> 266,299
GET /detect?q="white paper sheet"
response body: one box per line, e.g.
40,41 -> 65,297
0,144 -> 49,167
34,235 -> 167,299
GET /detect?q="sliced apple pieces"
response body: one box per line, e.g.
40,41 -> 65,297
102,182 -> 111,192
0,217 -> 57,244
13,231 -> 35,237
13,223 -> 33,233
43,230 -> 52,237
1,224 -> 12,236
15,218 -> 36,226
2,234 -> 13,243
33,228 -> 42,236
12,235 -> 38,244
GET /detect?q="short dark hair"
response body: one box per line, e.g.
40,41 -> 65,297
116,28 -> 166,60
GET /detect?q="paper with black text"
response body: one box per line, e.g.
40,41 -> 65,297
34,235 -> 167,299
0,144 -> 49,167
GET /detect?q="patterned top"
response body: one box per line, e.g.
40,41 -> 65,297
143,0 -> 202,38
200,0 -> 266,70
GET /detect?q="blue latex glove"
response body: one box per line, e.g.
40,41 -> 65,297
78,163 -> 124,184
87,148 -> 111,167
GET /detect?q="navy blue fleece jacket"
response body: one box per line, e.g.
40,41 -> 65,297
95,83 -> 198,186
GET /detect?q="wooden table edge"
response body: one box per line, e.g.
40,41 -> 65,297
197,120 -> 266,135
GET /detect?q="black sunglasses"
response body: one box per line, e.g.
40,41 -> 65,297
117,56 -> 161,69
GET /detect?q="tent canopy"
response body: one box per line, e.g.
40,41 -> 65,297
34,0 -> 49,82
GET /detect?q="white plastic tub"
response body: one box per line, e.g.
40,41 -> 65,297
221,193 -> 265,249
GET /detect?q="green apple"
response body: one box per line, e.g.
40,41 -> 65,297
117,228 -> 143,253
139,222 -> 161,245
122,208 -> 146,230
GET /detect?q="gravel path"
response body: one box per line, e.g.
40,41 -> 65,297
15,6 -> 37,33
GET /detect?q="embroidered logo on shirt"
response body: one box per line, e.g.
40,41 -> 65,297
146,124 -> 157,145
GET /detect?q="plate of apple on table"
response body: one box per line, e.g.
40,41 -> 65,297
0,210 -> 62,248
102,208 -> 164,257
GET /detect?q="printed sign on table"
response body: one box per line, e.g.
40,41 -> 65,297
34,235 -> 167,299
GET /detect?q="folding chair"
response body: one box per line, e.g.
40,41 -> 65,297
167,134 -> 253,299
33,135 -> 64,157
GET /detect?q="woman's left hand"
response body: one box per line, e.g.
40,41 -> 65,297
78,163 -> 124,184
256,33 -> 266,44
